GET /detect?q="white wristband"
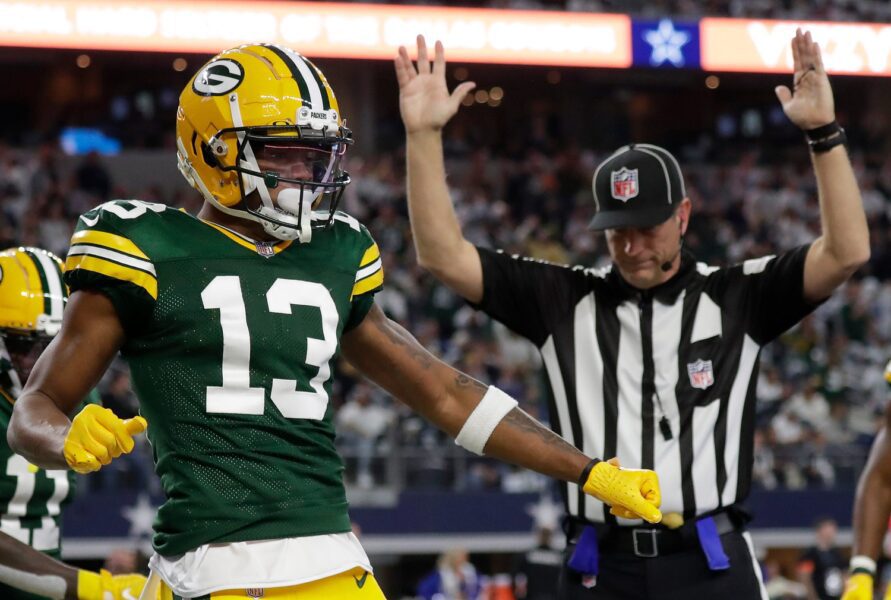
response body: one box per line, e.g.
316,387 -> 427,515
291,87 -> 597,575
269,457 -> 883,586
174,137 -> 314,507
850,555 -> 877,574
455,385 -> 518,455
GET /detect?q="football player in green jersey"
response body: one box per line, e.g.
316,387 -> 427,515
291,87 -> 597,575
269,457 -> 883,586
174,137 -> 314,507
841,360 -> 891,600
9,45 -> 661,600
0,247 -> 146,600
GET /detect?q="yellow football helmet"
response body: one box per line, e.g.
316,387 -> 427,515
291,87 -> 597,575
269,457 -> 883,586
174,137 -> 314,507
0,247 -> 67,394
175,43 -> 353,242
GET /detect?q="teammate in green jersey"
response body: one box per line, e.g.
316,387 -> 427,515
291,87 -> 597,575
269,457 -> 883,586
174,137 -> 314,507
8,45 -> 662,600
0,247 -> 145,600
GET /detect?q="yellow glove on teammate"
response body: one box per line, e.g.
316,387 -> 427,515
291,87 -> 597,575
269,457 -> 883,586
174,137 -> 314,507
63,405 -> 147,474
581,457 -> 662,523
77,569 -> 147,600
842,572 -> 874,600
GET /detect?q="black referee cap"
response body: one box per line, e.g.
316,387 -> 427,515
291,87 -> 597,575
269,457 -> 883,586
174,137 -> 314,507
589,143 -> 687,231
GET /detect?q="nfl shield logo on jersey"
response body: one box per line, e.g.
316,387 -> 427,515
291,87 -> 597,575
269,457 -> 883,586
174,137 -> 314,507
610,168 -> 639,202
255,242 -> 275,258
687,359 -> 714,390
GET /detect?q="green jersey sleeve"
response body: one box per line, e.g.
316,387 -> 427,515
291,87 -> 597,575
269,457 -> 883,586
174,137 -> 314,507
64,200 -> 161,332
344,224 -> 384,332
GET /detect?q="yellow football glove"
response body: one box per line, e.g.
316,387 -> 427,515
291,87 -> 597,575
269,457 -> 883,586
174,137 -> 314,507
77,569 -> 147,600
63,405 -> 147,474
582,457 -> 662,524
841,572 -> 874,600
884,581 -> 891,600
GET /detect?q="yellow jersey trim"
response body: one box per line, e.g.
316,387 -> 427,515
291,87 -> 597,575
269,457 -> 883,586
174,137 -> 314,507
359,243 -> 380,268
351,269 -> 384,298
199,220 -> 293,255
0,388 -> 14,406
70,230 -> 149,260
65,255 -> 158,299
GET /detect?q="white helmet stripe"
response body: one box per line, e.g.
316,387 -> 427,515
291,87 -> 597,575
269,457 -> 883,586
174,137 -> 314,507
281,48 -> 324,110
32,251 -> 64,320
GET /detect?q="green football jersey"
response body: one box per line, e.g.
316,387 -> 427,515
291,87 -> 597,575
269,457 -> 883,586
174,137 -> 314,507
0,386 -> 94,559
64,200 -> 384,557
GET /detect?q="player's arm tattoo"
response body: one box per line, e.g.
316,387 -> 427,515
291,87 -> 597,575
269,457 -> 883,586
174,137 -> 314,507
454,372 -> 487,392
500,408 -> 581,454
367,305 -> 434,369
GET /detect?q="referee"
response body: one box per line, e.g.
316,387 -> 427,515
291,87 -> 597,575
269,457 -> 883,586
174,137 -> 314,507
395,30 -> 870,599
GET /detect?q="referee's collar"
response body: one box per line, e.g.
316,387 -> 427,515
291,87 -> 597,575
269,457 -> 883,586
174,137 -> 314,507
608,250 -> 697,304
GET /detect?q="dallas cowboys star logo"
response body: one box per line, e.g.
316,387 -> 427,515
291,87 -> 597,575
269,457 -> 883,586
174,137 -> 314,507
643,19 -> 691,67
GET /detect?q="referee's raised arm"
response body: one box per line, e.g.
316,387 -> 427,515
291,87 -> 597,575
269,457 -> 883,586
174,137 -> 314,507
774,29 -> 870,302
395,36 -> 483,304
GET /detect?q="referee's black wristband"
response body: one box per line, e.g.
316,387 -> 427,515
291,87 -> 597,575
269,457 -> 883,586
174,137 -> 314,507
578,458 -> 601,487
805,120 -> 847,154
805,121 -> 841,141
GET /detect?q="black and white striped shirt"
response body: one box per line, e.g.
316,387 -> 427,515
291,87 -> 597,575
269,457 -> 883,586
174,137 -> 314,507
475,245 -> 817,526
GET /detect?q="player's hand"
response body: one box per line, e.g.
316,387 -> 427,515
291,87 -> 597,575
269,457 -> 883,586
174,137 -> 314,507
395,35 -> 476,134
841,572 -> 874,600
775,28 -> 835,130
63,405 -> 147,474
77,569 -> 147,600
582,457 -> 662,524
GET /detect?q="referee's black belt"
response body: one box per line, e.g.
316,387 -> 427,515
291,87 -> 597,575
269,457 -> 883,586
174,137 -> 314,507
571,510 -> 741,559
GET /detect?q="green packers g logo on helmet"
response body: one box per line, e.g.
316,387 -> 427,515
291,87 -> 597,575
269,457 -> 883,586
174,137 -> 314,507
192,59 -> 245,97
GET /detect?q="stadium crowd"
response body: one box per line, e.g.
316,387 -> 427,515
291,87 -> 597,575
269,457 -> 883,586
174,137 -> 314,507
0,104 -> 889,498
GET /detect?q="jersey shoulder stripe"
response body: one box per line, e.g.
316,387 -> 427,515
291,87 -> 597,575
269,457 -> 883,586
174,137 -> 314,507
70,229 -> 150,261
64,254 -> 158,299
352,241 -> 383,297
65,202 -> 161,300
358,243 -> 380,268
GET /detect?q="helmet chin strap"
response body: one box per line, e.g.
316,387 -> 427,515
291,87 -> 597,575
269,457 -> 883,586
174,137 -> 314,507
274,188 -> 314,242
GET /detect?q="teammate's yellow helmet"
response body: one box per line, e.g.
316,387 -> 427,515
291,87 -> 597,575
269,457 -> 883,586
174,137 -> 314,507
175,44 -> 353,243
0,247 -> 67,393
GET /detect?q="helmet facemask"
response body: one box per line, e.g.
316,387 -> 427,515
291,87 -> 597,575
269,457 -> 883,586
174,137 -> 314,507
204,98 -> 352,243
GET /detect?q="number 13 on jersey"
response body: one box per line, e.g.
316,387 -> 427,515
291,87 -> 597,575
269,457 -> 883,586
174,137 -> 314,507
201,276 -> 338,420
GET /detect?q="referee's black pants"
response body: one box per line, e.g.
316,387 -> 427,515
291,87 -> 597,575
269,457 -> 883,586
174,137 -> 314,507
558,530 -> 767,600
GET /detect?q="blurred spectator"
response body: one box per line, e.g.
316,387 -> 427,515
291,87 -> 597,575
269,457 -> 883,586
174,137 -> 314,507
103,547 -> 145,575
100,368 -> 139,419
764,559 -> 807,600
417,548 -> 482,600
336,383 -> 394,488
785,376 -> 831,431
797,518 -> 846,600
73,151 -> 112,204
513,497 -> 562,600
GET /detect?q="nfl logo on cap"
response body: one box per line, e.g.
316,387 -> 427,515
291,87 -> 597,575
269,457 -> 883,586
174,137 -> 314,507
610,167 -> 639,202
